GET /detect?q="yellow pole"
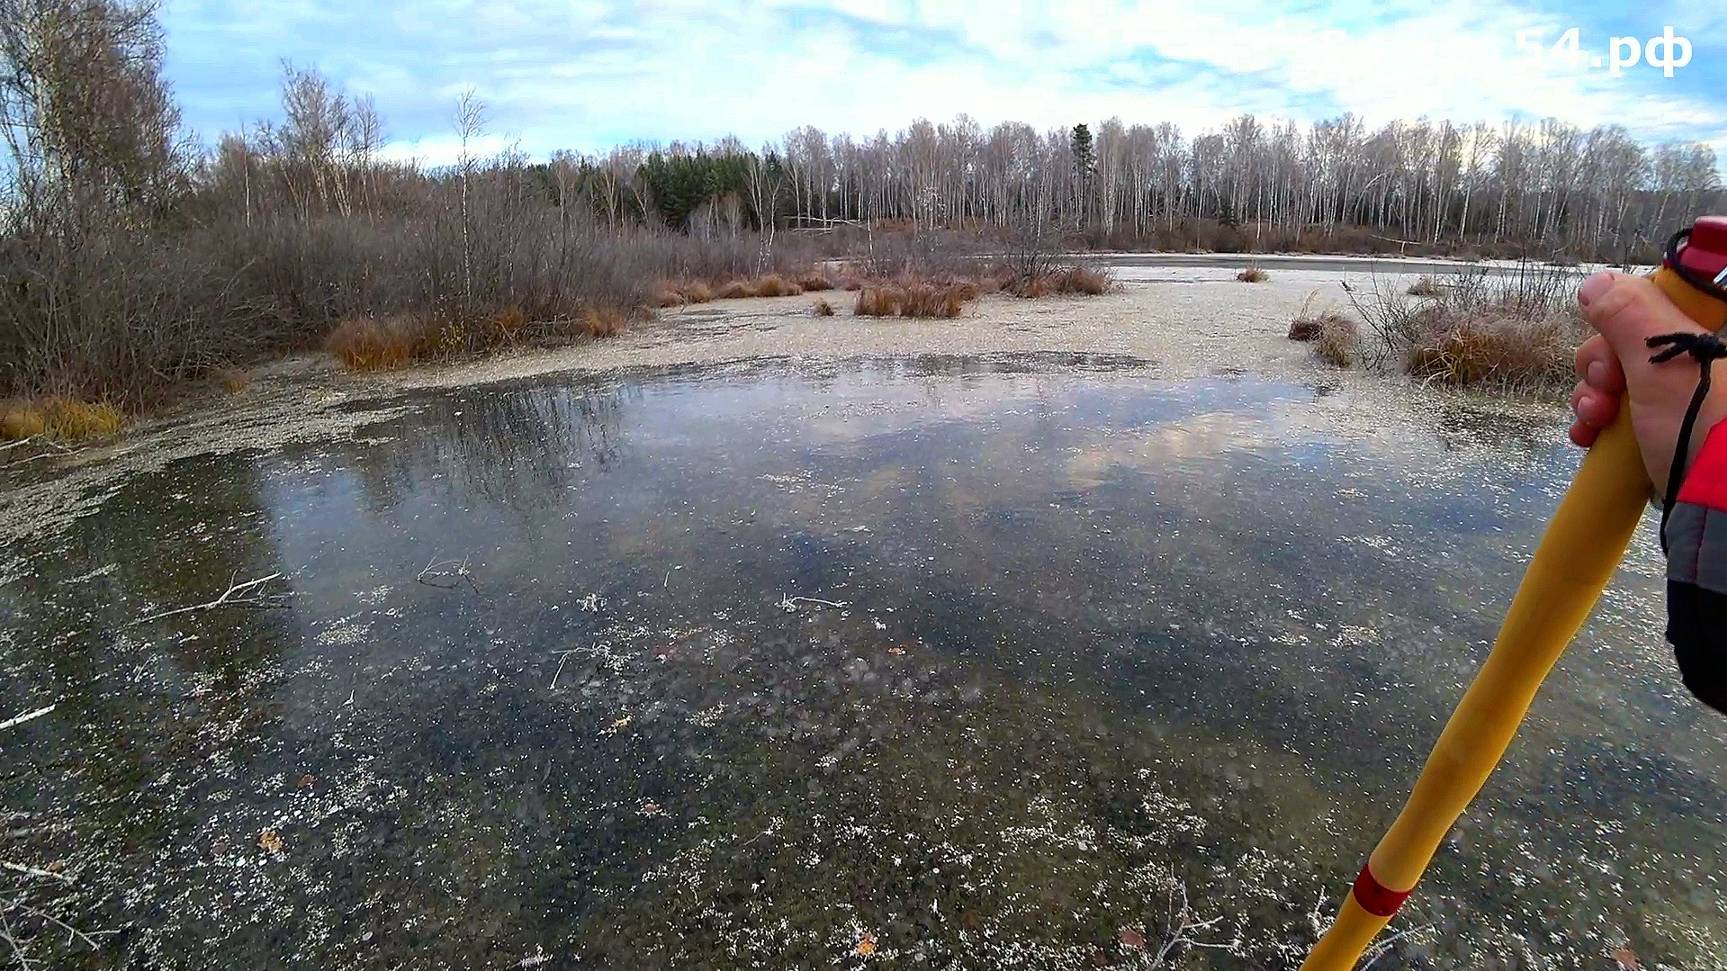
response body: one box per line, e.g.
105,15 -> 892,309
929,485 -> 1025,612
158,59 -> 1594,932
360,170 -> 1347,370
1301,265 -> 1727,971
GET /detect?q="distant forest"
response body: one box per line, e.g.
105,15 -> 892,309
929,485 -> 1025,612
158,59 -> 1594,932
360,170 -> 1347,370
4,0 -> 1723,406
517,116 -> 1721,261
205,97 -> 1724,261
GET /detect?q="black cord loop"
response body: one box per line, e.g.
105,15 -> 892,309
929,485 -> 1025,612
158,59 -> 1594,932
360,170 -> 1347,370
1647,330 -> 1727,553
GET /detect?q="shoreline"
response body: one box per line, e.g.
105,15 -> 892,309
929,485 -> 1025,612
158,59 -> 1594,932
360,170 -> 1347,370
0,267 -> 1567,580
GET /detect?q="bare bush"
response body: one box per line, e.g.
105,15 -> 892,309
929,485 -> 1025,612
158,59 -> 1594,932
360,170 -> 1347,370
1338,263 -> 1585,393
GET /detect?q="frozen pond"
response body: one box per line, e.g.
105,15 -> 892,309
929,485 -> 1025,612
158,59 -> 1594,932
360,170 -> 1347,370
2,355 -> 1722,968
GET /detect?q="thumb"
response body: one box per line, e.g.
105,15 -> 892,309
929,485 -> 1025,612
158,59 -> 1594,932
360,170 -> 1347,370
1578,271 -> 1708,375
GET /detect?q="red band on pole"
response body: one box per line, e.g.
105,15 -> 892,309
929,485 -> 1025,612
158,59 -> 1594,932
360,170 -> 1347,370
1351,864 -> 1413,918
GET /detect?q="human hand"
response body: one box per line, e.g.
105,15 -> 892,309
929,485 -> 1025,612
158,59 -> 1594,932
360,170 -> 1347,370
1570,271 -> 1727,498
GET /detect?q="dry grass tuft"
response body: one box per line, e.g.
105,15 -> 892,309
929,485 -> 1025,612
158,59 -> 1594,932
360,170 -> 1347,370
796,270 -> 835,292
899,283 -> 965,318
325,316 -> 420,370
812,298 -> 835,317
654,280 -> 718,307
853,282 -> 969,318
215,367 -> 252,394
1236,265 -> 1269,283
1404,313 -> 1576,389
715,280 -> 752,299
489,305 -> 529,342
749,274 -> 804,298
2,397 -> 124,441
1315,316 -> 1360,367
855,287 -> 902,317
1407,275 -> 1444,297
579,307 -> 628,338
1344,264 -> 1585,393
1007,264 -> 1113,297
1288,306 -> 1350,343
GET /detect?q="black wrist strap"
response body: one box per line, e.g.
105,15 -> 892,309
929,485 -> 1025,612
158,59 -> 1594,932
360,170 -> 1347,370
1646,331 -> 1727,554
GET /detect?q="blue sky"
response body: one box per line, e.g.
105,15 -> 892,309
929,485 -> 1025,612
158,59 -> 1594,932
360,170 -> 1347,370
160,0 -> 1727,165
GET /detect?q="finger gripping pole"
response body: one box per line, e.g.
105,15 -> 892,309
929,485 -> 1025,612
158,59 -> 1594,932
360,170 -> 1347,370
1300,241 -> 1727,971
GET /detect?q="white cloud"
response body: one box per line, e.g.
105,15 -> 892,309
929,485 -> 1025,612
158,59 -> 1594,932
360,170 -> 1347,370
165,0 -> 1727,164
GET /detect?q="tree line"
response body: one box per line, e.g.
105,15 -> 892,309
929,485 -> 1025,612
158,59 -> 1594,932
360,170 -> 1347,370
538,115 -> 1719,260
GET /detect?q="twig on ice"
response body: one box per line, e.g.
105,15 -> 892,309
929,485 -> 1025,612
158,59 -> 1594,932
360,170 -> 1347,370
1361,921 -> 1436,968
0,707 -> 52,732
549,647 -> 587,690
1125,869 -> 1237,967
0,892 -> 112,952
417,554 -> 479,593
128,572 -> 287,626
1,913 -> 32,971
777,594 -> 849,612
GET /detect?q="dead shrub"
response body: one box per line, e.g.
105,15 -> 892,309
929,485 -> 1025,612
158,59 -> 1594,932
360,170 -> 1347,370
680,280 -> 714,304
1,397 -> 124,441
1236,265 -> 1269,283
812,299 -> 835,317
1407,275 -> 1443,297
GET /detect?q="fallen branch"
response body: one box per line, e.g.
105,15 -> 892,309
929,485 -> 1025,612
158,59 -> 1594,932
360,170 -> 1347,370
129,571 -> 287,626
0,863 -> 69,886
0,707 -> 52,732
